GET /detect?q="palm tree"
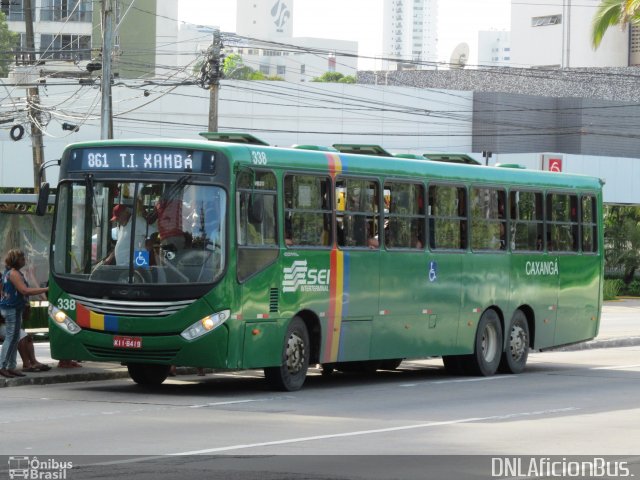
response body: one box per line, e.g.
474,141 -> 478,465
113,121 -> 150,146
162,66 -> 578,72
592,0 -> 640,49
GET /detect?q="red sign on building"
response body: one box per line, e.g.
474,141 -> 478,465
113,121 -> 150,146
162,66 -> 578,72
541,154 -> 563,172
548,158 -> 562,172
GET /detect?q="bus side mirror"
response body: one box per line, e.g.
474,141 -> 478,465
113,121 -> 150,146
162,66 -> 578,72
249,195 -> 264,224
35,183 -> 50,216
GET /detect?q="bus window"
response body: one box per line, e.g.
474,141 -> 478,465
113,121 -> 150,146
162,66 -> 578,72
428,184 -> 467,250
236,170 -> 278,281
510,190 -> 543,251
383,181 -> 425,249
546,193 -> 579,252
581,195 -> 598,253
284,174 -> 331,247
470,187 -> 506,251
335,177 -> 379,248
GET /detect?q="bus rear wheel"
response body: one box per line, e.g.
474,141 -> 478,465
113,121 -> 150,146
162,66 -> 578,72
499,310 -> 529,374
464,310 -> 503,376
127,363 -> 170,386
264,317 -> 310,391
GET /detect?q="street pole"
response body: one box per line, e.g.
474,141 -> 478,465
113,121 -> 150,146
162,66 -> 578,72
24,0 -> 45,189
207,29 -> 221,132
101,0 -> 114,139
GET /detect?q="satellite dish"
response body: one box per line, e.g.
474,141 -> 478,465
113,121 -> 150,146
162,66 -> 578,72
450,43 -> 469,69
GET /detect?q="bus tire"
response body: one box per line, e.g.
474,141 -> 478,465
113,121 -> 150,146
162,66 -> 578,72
127,363 -> 170,386
464,309 -> 503,376
499,310 -> 529,374
264,317 -> 310,391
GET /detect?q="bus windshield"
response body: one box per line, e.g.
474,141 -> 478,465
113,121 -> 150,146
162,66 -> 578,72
52,180 -> 226,285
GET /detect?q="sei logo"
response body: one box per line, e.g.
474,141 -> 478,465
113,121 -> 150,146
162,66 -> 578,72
283,260 -> 330,293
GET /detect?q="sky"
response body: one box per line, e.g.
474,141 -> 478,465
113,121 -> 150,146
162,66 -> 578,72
178,0 -> 511,69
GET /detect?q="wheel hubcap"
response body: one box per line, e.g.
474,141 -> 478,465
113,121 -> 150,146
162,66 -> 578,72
481,323 -> 498,362
509,325 -> 527,361
285,332 -> 305,374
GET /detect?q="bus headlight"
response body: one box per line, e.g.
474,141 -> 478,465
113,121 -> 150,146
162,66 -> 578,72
181,309 -> 230,341
48,304 -> 81,335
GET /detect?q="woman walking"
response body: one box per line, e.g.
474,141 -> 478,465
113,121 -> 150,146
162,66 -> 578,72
0,249 -> 48,378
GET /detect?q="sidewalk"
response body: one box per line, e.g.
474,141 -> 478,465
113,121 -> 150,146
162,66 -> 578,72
1,299 -> 639,388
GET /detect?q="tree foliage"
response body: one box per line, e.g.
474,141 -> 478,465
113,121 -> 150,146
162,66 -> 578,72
591,0 -> 640,49
604,205 -> 640,283
311,71 -> 356,83
0,12 -> 18,77
222,54 -> 282,81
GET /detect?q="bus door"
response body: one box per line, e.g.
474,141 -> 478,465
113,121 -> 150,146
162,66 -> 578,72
327,177 -> 380,363
236,170 -> 282,368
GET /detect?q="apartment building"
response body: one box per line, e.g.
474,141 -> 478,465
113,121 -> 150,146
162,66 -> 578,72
2,0 -> 178,78
382,0 -> 438,70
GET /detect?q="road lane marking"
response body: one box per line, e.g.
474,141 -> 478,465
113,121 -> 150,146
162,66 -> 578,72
170,407 -> 579,455
189,399 -> 263,409
591,364 -> 640,370
433,376 -> 515,385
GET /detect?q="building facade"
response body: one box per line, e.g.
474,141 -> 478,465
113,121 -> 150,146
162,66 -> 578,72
2,0 -> 178,79
509,0 -> 636,68
223,0 -> 357,82
478,30 -> 511,67
382,0 -> 438,70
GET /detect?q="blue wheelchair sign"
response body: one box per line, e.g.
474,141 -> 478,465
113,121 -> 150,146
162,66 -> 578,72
134,250 -> 150,269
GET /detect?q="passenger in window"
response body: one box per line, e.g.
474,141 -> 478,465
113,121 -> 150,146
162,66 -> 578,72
284,218 -> 294,247
367,221 -> 379,249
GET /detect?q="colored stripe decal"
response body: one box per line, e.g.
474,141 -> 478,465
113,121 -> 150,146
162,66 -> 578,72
337,252 -> 350,361
325,249 -> 343,362
74,302 -> 119,332
90,310 -> 104,330
76,303 -> 90,328
104,315 -> 119,332
323,152 -> 351,363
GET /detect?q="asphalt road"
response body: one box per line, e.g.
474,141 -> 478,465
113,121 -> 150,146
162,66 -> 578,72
1,300 -> 639,479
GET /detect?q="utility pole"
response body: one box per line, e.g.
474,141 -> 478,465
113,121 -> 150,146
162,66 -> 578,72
101,0 -> 114,139
24,0 -> 45,189
206,29 -> 222,132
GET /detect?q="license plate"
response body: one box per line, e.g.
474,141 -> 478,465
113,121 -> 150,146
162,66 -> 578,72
113,336 -> 142,349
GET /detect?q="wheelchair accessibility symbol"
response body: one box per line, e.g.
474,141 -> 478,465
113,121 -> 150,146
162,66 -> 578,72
428,261 -> 437,282
134,250 -> 150,268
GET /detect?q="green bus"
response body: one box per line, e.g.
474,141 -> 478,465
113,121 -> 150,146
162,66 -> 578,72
41,134 -> 604,391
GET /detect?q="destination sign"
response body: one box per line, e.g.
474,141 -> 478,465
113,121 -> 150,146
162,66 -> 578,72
68,147 -> 216,173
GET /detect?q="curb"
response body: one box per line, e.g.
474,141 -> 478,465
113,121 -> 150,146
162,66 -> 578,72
0,366 -> 208,388
0,368 -> 130,388
551,336 -> 640,352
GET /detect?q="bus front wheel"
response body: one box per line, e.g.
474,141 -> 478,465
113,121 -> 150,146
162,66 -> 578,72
464,310 -> 503,376
127,364 -> 170,386
499,310 -> 529,374
264,317 -> 310,391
